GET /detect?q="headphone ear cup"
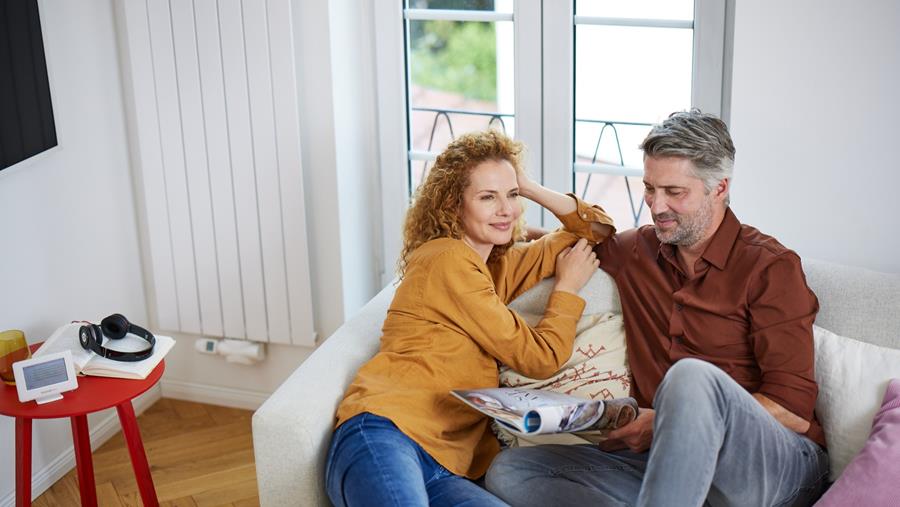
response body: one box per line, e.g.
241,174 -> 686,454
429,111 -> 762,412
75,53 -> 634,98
79,324 -> 103,353
101,313 -> 130,339
79,325 -> 92,350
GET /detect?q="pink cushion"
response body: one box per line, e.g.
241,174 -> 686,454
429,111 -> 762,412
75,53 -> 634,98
815,378 -> 900,506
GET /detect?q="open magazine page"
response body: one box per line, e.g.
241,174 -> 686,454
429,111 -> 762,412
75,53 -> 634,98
453,388 -> 635,435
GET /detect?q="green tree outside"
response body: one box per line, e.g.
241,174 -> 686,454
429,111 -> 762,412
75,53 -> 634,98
410,19 -> 498,102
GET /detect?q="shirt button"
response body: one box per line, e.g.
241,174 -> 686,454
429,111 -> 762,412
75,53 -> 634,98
582,212 -> 588,219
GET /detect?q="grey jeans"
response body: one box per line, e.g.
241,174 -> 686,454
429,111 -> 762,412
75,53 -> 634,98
485,358 -> 829,507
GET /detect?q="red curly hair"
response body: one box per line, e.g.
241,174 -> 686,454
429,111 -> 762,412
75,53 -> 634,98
398,130 -> 527,277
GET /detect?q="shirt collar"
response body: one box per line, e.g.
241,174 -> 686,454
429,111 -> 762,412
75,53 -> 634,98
656,207 -> 740,271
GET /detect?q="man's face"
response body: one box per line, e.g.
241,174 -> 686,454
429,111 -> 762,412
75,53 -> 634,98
643,156 -> 724,247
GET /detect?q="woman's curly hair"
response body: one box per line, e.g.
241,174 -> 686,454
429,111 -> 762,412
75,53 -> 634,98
398,130 -> 526,277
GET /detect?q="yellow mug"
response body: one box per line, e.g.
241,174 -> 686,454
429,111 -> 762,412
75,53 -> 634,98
0,330 -> 31,385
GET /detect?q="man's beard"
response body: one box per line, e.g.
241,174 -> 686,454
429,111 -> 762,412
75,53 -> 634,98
652,195 -> 714,247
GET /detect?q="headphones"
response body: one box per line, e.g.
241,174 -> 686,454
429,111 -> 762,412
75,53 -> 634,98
78,314 -> 156,362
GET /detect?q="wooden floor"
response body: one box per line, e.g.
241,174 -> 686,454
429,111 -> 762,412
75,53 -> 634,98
34,398 -> 259,506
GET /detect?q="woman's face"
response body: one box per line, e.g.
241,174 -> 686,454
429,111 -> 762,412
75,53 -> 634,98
460,159 -> 522,261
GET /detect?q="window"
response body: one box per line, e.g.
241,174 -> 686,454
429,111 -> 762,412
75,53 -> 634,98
404,1 -> 516,192
374,0 -> 730,282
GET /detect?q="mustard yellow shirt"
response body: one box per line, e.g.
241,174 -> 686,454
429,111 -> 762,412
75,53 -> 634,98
335,196 -> 614,478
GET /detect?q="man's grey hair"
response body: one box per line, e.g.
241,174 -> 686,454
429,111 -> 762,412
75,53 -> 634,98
640,110 -> 736,205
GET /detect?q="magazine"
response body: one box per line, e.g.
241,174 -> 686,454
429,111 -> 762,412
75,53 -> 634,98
452,387 -> 639,442
32,322 -> 174,380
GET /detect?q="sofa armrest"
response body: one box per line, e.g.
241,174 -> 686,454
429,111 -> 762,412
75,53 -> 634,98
252,283 -> 396,507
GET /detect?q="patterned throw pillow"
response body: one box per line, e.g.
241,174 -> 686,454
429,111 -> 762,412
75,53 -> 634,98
496,312 -> 631,447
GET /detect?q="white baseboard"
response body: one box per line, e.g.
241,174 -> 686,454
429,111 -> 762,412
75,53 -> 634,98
160,379 -> 270,411
0,385 -> 162,507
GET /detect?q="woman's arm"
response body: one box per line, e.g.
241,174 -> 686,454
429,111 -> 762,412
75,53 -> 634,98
425,244 -> 589,379
518,174 -> 614,240
517,175 -> 576,216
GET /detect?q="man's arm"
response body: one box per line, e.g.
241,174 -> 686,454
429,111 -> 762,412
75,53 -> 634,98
523,225 -> 549,242
752,393 -> 810,433
748,254 -> 820,434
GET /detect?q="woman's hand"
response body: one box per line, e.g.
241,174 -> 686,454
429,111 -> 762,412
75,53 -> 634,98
553,238 -> 600,294
516,170 -> 538,199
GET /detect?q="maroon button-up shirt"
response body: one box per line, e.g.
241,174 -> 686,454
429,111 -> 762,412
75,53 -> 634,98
596,208 -> 825,446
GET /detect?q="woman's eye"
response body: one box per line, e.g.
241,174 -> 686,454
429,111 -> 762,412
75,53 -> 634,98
481,194 -> 494,201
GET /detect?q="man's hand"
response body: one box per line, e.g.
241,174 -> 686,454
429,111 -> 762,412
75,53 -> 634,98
599,408 -> 655,453
523,226 -> 549,242
753,393 -> 811,434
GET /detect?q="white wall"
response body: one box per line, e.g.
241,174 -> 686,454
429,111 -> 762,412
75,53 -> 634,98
0,0 -> 386,500
0,0 -> 151,500
729,0 -> 900,273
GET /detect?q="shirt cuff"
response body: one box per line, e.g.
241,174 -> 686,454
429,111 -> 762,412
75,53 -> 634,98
546,289 -> 586,319
556,193 -> 615,242
756,374 -> 817,421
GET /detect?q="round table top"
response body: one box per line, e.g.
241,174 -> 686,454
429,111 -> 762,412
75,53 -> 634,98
0,343 -> 165,419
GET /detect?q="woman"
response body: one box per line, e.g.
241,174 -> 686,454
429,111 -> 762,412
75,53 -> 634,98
326,131 -> 614,506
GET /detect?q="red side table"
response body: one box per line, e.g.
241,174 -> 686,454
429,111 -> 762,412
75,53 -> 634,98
0,344 -> 163,507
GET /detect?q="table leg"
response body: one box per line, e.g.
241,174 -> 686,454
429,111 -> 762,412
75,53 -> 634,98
15,417 -> 31,507
71,414 -> 98,507
116,401 -> 159,507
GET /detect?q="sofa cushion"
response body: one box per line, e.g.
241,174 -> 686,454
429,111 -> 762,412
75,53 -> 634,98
508,268 -> 621,317
813,325 -> 900,480
815,379 -> 900,506
803,259 -> 900,350
500,287 -> 631,447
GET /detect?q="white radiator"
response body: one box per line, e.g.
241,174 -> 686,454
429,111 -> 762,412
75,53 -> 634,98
118,0 -> 315,346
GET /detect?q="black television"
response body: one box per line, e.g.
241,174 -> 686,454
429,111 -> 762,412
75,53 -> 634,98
0,0 -> 57,172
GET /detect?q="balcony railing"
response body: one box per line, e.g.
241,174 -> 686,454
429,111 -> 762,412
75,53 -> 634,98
410,107 -> 649,227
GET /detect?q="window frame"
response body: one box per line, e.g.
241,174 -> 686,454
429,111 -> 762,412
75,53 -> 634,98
373,0 -> 732,283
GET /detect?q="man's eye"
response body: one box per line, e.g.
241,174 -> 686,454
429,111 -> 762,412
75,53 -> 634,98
667,190 -> 683,196
509,192 -> 519,198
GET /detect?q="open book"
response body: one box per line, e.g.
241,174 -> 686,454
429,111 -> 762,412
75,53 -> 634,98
32,322 -> 174,380
452,387 -> 639,442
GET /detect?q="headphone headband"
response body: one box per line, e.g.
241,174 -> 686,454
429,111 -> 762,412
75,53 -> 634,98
79,314 -> 155,362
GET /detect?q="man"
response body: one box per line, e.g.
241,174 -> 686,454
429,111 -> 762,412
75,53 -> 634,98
486,111 -> 829,506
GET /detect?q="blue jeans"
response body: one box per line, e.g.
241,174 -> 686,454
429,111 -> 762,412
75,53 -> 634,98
486,359 -> 829,506
326,412 -> 509,507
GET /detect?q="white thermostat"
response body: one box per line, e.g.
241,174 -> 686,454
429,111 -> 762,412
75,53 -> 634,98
13,350 -> 79,404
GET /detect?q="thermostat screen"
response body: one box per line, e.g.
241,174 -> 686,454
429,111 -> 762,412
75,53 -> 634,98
23,358 -> 68,389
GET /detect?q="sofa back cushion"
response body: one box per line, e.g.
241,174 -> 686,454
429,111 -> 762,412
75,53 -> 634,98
509,269 -> 620,316
803,258 -> 900,350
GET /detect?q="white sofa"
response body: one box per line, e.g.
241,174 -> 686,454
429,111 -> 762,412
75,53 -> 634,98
252,259 -> 900,506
